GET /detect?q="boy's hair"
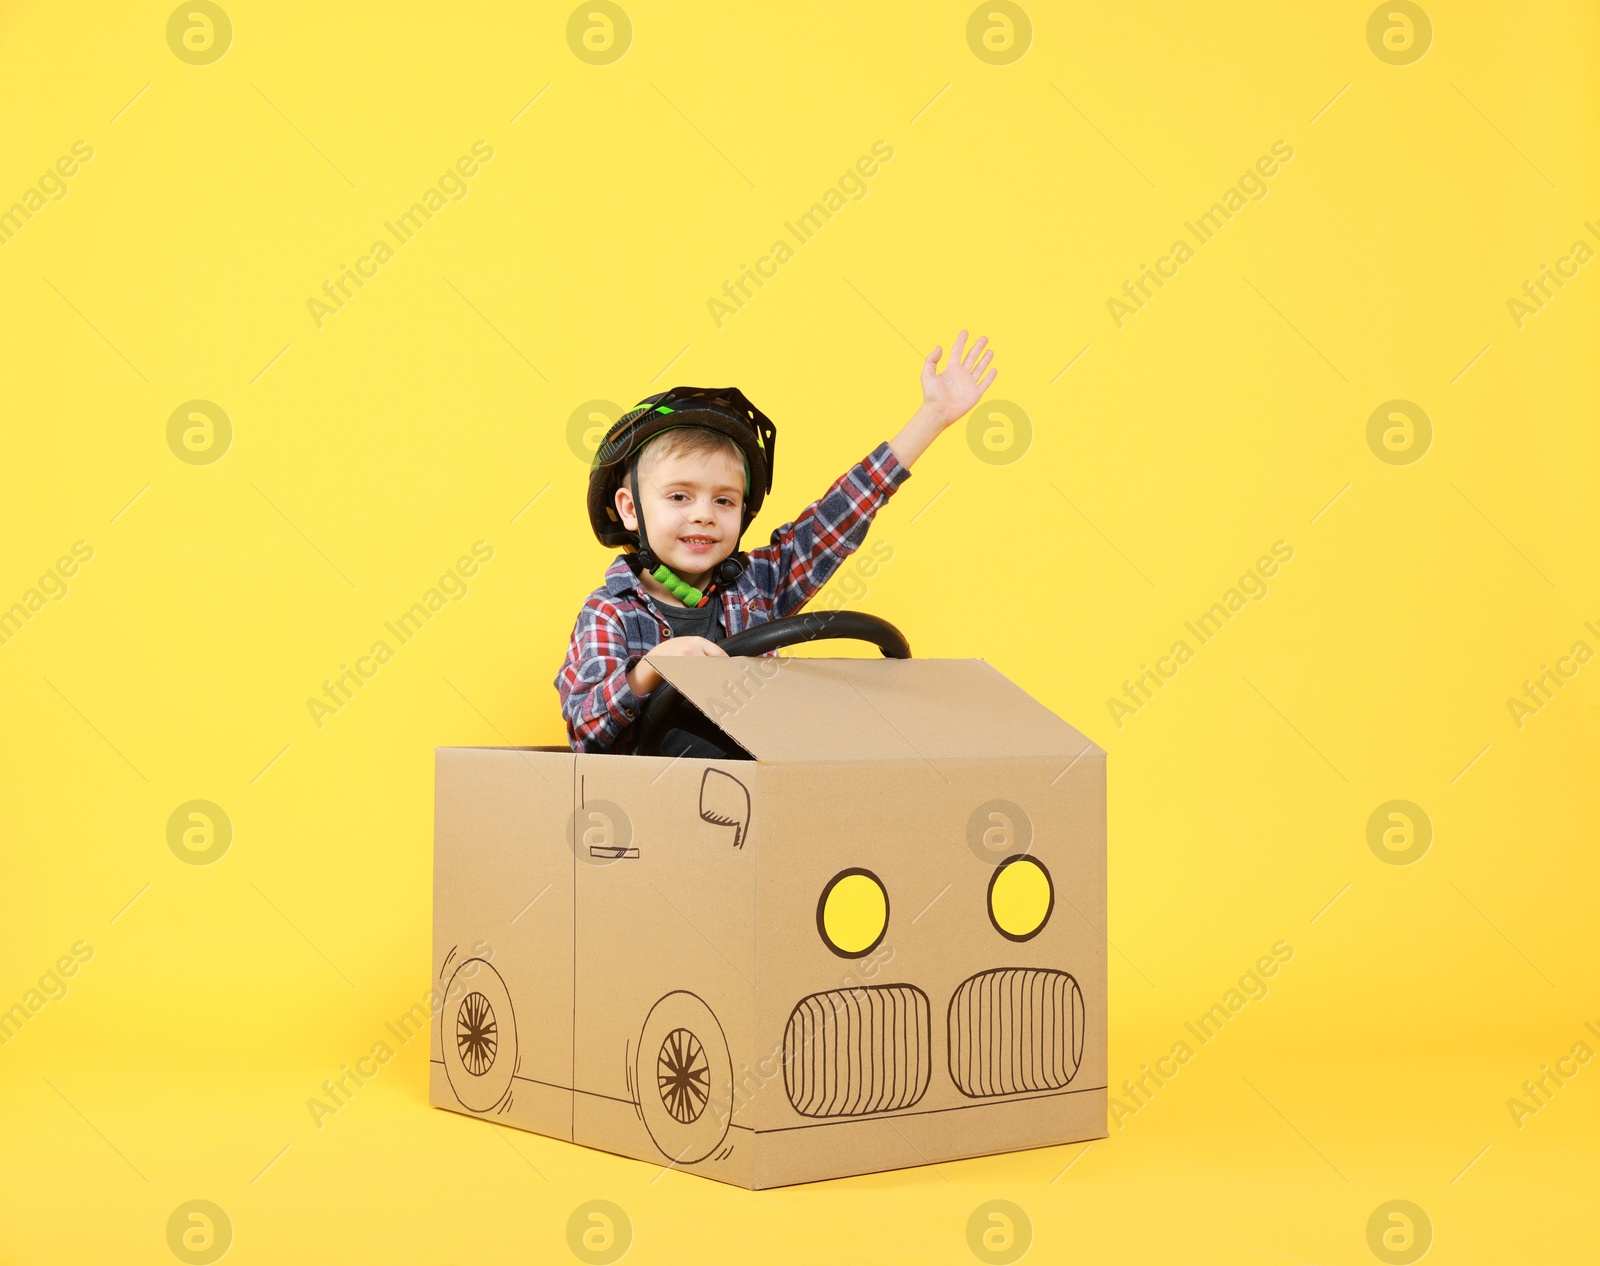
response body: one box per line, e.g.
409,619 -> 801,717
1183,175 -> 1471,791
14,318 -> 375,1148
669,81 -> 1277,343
633,425 -> 745,491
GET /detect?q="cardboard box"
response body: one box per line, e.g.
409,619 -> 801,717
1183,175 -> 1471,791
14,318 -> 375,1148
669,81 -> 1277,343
430,656 -> 1107,1188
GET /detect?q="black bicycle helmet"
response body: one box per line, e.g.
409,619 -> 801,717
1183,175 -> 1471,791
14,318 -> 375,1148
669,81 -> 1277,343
586,386 -> 777,598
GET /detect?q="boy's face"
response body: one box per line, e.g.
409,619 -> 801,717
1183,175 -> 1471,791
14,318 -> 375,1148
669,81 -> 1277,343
614,447 -> 745,579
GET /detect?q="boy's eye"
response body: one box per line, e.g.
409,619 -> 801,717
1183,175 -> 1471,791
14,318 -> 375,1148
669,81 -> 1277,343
666,492 -> 737,508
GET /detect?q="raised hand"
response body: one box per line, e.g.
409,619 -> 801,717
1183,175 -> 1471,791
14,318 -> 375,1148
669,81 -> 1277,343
920,330 -> 997,426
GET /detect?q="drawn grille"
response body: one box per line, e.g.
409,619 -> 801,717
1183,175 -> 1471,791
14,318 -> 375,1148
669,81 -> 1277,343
947,969 -> 1083,1097
783,985 -> 931,1117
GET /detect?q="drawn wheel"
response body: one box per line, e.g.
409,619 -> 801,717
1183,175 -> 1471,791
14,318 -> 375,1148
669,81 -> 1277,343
636,992 -> 732,1164
442,959 -> 517,1112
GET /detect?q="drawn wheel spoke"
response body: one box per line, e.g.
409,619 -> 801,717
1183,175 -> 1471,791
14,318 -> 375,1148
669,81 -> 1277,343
457,992 -> 499,1076
657,1027 -> 710,1123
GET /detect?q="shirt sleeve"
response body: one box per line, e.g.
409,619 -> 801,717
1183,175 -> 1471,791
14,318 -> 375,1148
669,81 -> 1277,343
554,597 -> 651,753
743,439 -> 912,619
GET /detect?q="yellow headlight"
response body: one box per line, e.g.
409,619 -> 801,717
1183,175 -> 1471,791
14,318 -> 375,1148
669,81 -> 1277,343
817,868 -> 889,957
988,855 -> 1053,941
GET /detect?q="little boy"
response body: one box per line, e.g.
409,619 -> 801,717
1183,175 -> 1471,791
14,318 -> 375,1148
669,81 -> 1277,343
555,330 -> 997,754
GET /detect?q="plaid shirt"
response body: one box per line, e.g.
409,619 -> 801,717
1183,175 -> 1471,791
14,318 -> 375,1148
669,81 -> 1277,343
555,439 -> 912,753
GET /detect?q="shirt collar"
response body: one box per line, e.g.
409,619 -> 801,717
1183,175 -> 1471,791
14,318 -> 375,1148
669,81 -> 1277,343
603,554 -> 641,599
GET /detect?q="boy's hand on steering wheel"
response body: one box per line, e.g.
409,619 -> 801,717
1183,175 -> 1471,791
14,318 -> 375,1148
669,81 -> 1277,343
629,635 -> 727,696
920,330 -> 997,427
650,635 -> 727,660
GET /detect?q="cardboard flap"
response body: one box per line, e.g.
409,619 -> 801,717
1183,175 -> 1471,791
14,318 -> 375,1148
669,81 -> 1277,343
645,655 -> 1099,762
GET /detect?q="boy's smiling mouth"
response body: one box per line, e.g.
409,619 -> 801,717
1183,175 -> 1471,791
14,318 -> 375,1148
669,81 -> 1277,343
679,535 -> 718,552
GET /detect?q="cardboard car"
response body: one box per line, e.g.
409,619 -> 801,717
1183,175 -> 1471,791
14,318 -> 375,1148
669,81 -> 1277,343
431,612 -> 1107,1188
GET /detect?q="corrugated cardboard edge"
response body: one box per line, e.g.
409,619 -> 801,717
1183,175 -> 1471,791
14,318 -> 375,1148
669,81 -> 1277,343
649,655 -> 1100,763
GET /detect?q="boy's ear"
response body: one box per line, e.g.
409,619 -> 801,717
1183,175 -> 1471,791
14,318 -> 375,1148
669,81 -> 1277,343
613,484 -> 637,531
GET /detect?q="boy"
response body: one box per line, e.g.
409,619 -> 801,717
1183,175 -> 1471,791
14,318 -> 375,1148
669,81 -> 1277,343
555,330 -> 997,754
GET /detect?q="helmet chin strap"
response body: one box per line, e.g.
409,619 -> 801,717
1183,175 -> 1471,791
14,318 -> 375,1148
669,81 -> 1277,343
629,462 -> 746,607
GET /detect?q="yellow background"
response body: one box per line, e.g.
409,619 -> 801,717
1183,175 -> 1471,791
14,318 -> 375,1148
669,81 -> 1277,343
1,0 -> 1595,1262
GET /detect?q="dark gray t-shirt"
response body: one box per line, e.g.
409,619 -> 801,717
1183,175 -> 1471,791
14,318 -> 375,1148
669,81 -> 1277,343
654,596 -> 725,644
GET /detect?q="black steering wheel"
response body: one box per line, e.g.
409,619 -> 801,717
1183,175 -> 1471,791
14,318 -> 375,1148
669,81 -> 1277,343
631,610 -> 911,758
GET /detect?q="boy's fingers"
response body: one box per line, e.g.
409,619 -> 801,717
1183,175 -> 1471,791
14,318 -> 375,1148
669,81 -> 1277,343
964,334 -> 987,369
925,345 -> 942,367
950,330 -> 968,363
974,349 -> 994,375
